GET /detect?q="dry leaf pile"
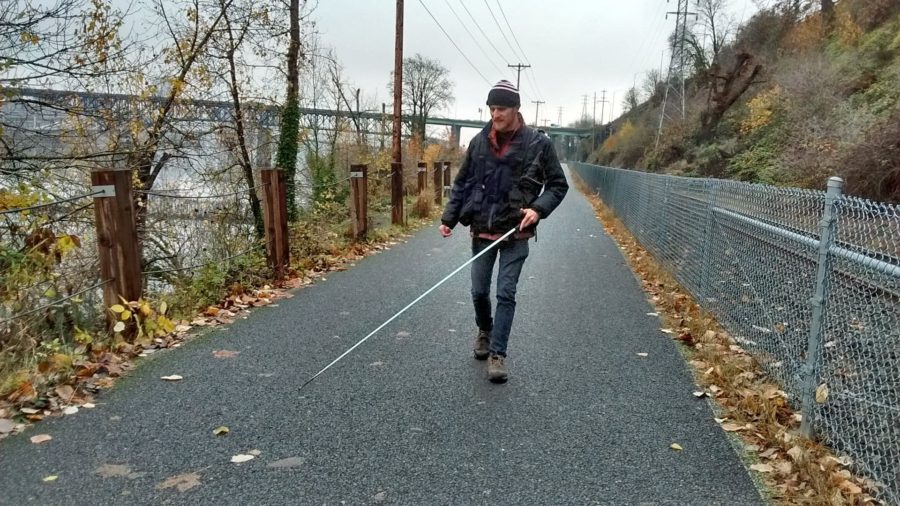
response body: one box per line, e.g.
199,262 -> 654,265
574,175 -> 879,505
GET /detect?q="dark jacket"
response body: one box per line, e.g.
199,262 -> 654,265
441,120 -> 568,235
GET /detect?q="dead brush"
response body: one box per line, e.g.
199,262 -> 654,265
410,190 -> 433,219
572,174 -> 879,505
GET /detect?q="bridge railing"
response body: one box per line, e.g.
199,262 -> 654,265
571,162 -> 899,505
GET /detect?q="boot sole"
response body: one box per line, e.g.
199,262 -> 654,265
473,350 -> 489,360
488,374 -> 508,383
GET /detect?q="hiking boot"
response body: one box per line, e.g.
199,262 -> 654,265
473,329 -> 490,360
487,354 -> 508,383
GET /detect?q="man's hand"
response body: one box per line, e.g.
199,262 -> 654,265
519,208 -> 540,230
439,224 -> 453,237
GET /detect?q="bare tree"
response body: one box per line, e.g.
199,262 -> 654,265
698,51 -> 763,139
212,0 -> 265,238
695,0 -> 734,64
622,86 -> 641,114
391,54 -> 454,142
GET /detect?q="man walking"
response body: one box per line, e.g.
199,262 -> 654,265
439,80 -> 568,383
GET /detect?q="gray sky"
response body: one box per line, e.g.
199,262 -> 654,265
308,0 -> 759,141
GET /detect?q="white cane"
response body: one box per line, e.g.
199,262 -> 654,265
299,227 -> 519,390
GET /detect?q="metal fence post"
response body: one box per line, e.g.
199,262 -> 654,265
800,176 -> 843,437
700,179 -> 719,302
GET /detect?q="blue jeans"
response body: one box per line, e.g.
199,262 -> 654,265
471,238 -> 530,356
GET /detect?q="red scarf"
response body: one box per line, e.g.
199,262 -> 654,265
487,115 -> 522,157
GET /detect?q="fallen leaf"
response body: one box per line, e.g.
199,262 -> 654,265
156,472 -> 201,492
43,475 -> 58,482
62,406 -> 78,415
249,449 -> 261,456
113,321 -> 125,333
636,353 -> 648,357
54,385 -> 75,401
750,463 -> 774,473
692,391 -> 707,398
670,443 -> 683,451
267,457 -> 305,468
212,350 -> 239,359
160,375 -> 183,381
30,434 -> 52,444
395,331 -> 411,338
213,426 -> 229,436
660,328 -> 674,334
815,383 -> 829,403
839,480 -> 862,495
787,446 -> 804,462
722,423 -> 744,432
759,448 -> 777,459
826,455 -> 853,467
95,464 -> 131,478
776,461 -> 793,475
20,408 -> 39,415
230,454 -> 255,463
714,418 -> 727,424
83,403 -> 96,409
0,419 -> 15,434
374,491 -> 387,502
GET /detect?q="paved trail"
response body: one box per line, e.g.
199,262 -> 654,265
0,167 -> 763,505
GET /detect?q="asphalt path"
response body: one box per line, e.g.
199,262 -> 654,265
0,166 -> 764,505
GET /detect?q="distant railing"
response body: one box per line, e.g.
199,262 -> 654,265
572,163 -> 899,505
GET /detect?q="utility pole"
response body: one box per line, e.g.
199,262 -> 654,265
656,0 -> 697,148
391,0 -> 404,225
557,106 -> 563,126
531,100 -> 544,127
507,63 -> 531,90
581,95 -> 589,120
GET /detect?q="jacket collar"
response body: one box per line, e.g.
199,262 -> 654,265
484,112 -> 526,156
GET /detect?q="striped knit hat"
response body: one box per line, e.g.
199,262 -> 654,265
486,80 -> 520,108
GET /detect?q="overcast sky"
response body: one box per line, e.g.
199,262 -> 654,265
307,0 -> 759,141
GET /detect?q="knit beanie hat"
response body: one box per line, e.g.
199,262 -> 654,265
486,80 -> 520,108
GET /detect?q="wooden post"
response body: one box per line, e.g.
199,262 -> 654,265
261,169 -> 289,280
433,161 -> 442,206
417,161 -> 426,194
443,160 -> 452,198
91,169 -> 142,317
391,161 -> 404,226
350,164 -> 368,240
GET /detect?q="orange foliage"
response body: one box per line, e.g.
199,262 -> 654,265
783,14 -> 825,53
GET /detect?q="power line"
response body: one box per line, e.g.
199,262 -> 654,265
442,0 -> 505,76
459,0 -> 509,67
483,0 -> 524,64
496,0 -> 529,64
494,0 -> 546,101
418,0 -> 492,85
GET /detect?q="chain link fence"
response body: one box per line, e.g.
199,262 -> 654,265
571,163 -> 899,504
